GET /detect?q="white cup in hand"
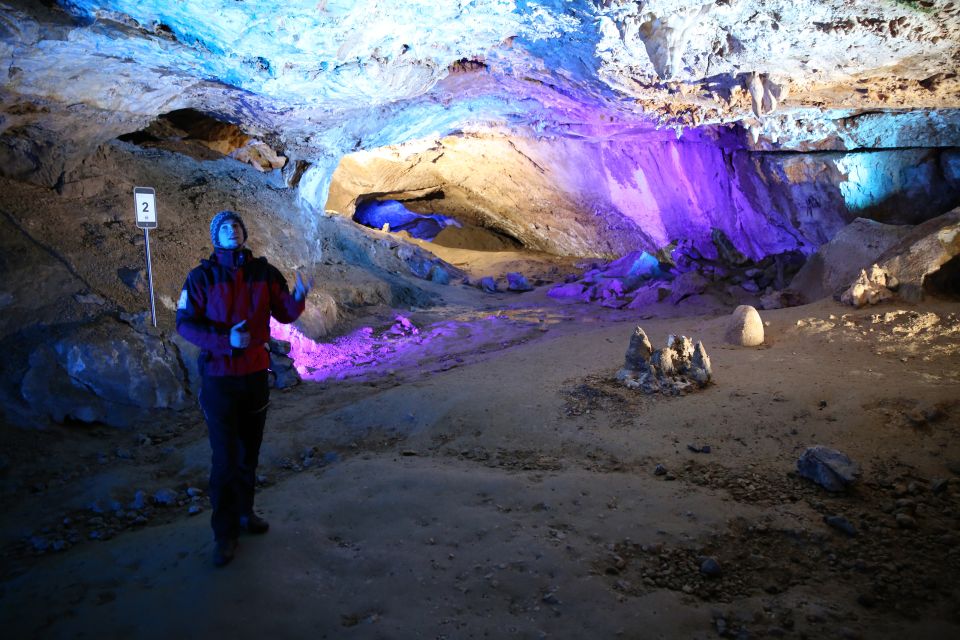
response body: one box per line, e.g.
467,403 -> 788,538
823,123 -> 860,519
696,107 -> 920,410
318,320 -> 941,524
230,320 -> 250,349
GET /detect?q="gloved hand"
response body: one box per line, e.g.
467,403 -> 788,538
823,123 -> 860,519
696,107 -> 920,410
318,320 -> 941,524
230,320 -> 250,349
294,271 -> 314,302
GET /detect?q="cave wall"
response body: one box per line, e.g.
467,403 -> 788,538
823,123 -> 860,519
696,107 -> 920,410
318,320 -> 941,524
327,133 -> 960,259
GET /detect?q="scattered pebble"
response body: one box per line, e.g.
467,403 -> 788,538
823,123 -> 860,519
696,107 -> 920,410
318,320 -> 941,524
895,513 -> 916,529
824,515 -> 858,537
699,556 -> 723,577
129,490 -> 147,510
153,488 -> 178,506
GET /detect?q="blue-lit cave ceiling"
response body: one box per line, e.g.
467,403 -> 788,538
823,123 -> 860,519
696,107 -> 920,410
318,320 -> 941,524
1,0 -> 960,258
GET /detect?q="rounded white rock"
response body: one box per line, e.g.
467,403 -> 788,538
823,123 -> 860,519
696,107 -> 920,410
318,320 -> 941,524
726,305 -> 764,347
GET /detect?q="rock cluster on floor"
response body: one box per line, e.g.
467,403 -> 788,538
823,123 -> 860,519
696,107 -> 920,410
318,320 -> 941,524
268,338 -> 300,389
549,230 -> 805,310
615,327 -> 712,395
841,264 -> 898,307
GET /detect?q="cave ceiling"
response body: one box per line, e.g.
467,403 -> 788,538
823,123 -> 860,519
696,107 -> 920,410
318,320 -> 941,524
1,0 -> 958,174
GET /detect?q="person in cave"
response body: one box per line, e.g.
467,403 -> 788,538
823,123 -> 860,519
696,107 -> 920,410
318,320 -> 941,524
176,210 -> 312,567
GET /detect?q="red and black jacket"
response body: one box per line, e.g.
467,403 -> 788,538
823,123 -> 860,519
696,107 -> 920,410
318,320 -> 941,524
176,248 -> 305,377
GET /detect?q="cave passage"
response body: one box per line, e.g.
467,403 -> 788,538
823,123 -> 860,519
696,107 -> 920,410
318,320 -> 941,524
352,199 -> 461,241
924,254 -> 960,299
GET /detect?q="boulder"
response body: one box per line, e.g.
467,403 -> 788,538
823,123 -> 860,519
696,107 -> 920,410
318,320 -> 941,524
398,244 -> 460,284
725,305 -> 764,346
797,446 -> 860,492
21,316 -> 192,427
268,352 -> 301,389
669,271 -> 709,304
626,285 -> 667,309
596,278 -> 625,301
840,264 -> 897,307
603,250 -> 662,280
429,264 -> 451,284
600,296 -> 630,309
789,218 -> 914,302
871,208 -> 960,301
479,276 -> 499,293
268,338 -> 301,389
506,272 -> 533,292
548,283 -> 585,298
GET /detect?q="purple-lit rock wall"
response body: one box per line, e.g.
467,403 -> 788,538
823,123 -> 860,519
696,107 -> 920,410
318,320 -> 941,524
329,134 -> 960,260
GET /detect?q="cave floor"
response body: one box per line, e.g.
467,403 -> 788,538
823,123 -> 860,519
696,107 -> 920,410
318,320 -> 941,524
1,292 -> 959,639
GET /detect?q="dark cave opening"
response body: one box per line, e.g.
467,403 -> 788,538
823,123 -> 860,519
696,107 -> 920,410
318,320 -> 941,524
924,254 -> 960,299
118,108 -> 248,148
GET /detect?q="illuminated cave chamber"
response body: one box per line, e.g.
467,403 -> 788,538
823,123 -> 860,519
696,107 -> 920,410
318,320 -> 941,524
326,130 -> 960,280
328,138 -> 530,256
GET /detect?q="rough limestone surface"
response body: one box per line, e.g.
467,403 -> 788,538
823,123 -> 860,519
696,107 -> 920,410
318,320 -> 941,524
871,208 -> 960,301
623,326 -> 654,371
838,208 -> 960,305
669,271 -> 710,305
841,264 -> 898,308
617,329 -> 711,395
328,137 -> 960,259
789,218 -> 914,303
20,316 -> 191,427
725,305 -> 765,347
1,2 -> 959,262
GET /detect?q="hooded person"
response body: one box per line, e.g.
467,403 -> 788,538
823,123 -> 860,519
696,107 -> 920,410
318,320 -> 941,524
176,210 -> 313,566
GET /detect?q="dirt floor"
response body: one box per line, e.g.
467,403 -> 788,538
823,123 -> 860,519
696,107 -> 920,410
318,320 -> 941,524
0,141 -> 957,638
1,275 -> 958,639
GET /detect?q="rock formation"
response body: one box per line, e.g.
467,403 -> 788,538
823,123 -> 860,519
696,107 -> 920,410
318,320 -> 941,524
840,208 -> 960,306
616,328 -> 712,395
796,446 -> 860,492
725,305 -> 765,347
789,218 -> 914,303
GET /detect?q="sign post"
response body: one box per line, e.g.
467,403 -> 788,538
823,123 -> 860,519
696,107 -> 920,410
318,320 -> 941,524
133,187 -> 158,327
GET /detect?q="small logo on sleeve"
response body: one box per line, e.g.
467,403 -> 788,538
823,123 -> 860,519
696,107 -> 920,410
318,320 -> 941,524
177,289 -> 188,310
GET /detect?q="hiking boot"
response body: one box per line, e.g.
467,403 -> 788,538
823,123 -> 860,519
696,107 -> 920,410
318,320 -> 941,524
213,538 -> 238,567
240,513 -> 270,534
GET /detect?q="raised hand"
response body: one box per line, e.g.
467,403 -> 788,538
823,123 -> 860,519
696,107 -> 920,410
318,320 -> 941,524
294,271 -> 314,302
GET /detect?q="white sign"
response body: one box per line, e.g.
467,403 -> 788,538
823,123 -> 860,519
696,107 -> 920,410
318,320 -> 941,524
134,187 -> 157,229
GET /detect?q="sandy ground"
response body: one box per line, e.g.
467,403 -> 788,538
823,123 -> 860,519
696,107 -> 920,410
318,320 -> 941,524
1,278 -> 959,639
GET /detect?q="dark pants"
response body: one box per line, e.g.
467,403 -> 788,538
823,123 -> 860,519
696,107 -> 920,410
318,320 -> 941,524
199,370 -> 270,541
